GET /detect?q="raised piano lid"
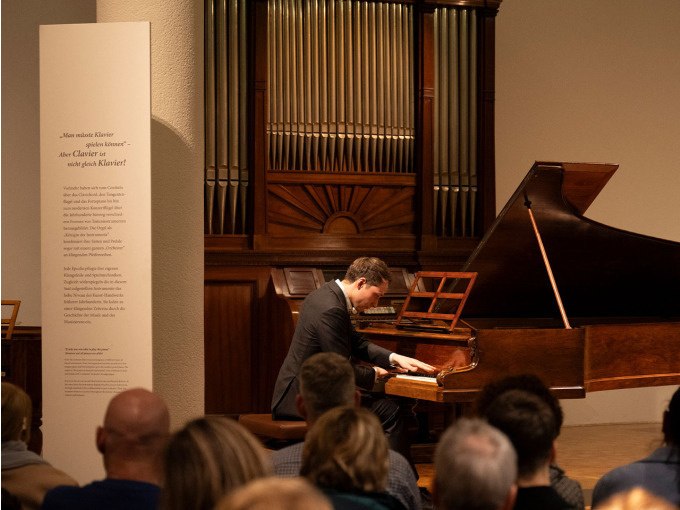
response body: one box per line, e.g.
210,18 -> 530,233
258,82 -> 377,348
461,161 -> 680,324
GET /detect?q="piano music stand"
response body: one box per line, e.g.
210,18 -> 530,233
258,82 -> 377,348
395,272 -> 477,333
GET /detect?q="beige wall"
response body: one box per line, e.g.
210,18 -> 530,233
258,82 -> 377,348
2,1 -> 204,428
2,0 -> 96,325
496,0 -> 680,424
3,0 -> 678,426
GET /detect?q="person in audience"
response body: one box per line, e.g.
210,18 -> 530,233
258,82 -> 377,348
161,416 -> 272,510
475,374 -> 584,510
482,389 -> 571,509
216,477 -> 333,510
42,388 -> 169,510
1,382 -> 77,510
594,487 -> 677,510
301,406 -> 406,510
271,352 -> 421,510
591,386 -> 680,508
433,417 -> 517,510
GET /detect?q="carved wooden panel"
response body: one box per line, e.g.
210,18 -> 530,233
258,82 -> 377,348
267,182 -> 416,235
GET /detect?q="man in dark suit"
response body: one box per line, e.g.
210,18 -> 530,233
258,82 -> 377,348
272,257 -> 435,467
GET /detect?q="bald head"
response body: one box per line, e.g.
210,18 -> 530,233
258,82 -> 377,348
103,388 -> 170,437
97,388 -> 170,483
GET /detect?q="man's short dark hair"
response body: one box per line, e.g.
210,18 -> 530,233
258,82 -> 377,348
475,374 -> 563,436
344,257 -> 391,287
663,386 -> 680,446
299,353 -> 355,421
483,389 -> 556,479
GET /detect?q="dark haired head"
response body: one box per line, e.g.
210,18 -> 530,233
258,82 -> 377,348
299,352 -> 356,422
483,389 -> 556,479
475,374 -> 563,436
344,257 -> 391,287
662,386 -> 680,446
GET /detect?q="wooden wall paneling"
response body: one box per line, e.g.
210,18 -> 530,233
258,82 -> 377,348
204,278 -> 255,414
2,327 -> 43,453
263,271 -> 299,400
477,3 -> 499,233
204,264 -> 295,415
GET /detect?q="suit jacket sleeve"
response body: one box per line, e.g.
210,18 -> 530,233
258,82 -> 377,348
317,305 -> 392,390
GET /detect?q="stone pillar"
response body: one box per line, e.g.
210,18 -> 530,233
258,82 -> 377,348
97,0 -> 204,425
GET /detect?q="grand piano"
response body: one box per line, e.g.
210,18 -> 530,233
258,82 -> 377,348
357,161 -> 680,403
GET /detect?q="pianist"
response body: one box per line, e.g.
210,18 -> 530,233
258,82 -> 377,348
271,256 -> 435,468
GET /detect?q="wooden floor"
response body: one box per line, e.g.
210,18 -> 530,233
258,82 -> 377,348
416,422 -> 662,508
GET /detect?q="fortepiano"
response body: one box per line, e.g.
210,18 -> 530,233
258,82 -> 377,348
358,161 -> 680,403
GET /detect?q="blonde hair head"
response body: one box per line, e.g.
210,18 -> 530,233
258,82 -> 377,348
161,416 -> 272,510
216,477 -> 332,510
2,382 -> 32,443
301,406 -> 389,493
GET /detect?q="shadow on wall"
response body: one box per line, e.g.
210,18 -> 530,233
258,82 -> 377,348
150,118 -> 204,422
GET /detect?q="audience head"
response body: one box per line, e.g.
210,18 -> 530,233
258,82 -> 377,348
483,389 -> 556,481
96,387 -> 170,482
595,487 -> 677,510
216,477 -> 333,510
344,257 -> 392,287
296,352 -> 358,423
301,406 -> 389,493
662,386 -> 680,447
162,416 -> 272,510
475,373 -> 563,436
434,418 -> 517,510
1,382 -> 32,444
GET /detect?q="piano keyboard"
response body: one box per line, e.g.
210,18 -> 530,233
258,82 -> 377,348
395,374 -> 438,384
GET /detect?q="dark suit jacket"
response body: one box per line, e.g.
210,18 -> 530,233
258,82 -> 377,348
271,281 -> 393,419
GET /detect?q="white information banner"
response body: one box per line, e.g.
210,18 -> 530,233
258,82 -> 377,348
40,22 -> 151,483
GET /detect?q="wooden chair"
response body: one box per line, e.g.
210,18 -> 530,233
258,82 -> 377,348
238,413 -> 308,449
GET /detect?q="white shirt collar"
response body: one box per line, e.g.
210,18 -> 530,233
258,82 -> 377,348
335,279 -> 357,314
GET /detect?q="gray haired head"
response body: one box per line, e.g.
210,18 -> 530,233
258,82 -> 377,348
434,418 -> 517,510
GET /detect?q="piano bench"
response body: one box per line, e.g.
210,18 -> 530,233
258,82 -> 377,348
238,414 -> 308,448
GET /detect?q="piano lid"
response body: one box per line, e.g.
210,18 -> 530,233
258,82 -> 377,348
461,162 -> 680,322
